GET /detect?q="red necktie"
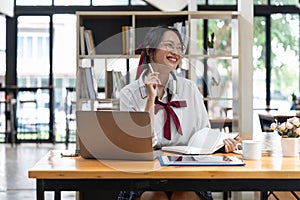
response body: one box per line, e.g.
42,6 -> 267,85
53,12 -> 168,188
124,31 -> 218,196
154,92 -> 187,140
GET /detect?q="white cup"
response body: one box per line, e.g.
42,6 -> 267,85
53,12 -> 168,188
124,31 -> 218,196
237,140 -> 262,160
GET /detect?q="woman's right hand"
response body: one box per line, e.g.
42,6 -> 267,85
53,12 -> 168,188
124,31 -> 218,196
144,72 -> 161,102
144,72 -> 161,130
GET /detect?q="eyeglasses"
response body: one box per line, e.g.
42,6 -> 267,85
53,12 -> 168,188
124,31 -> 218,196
159,41 -> 185,54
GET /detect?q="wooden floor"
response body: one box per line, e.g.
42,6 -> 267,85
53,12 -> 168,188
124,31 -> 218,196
0,143 -> 298,200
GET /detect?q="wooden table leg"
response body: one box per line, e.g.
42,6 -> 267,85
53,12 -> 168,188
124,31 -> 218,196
54,190 -> 61,200
260,191 -> 268,200
37,180 -> 44,200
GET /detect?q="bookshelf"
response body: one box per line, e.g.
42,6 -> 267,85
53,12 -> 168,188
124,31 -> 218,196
76,11 -> 247,132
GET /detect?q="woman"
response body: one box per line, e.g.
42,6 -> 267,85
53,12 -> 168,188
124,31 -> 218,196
119,26 -> 240,200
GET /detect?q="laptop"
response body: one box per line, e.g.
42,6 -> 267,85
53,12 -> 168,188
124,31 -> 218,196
76,110 -> 160,161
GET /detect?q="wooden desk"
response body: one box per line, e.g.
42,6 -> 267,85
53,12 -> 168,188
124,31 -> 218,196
28,150 -> 300,200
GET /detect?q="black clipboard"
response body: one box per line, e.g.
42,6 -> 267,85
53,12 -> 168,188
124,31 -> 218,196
159,155 -> 245,166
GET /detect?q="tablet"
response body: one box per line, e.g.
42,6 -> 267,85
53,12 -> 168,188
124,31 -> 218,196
159,155 -> 245,166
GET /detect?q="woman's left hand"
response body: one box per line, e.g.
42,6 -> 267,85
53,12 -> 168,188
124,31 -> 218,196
223,136 -> 241,153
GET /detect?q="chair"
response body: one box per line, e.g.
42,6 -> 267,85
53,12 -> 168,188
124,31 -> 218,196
17,90 -> 41,143
5,97 -> 17,146
209,118 -> 232,133
220,107 -> 232,117
258,113 -> 274,132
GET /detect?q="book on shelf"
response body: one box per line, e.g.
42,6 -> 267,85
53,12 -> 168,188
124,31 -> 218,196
121,26 -> 133,55
78,67 -> 97,99
105,70 -> 126,99
113,70 -> 126,91
105,71 -> 114,99
84,29 -> 96,55
79,26 -> 86,55
78,67 -> 89,99
161,128 -> 239,155
173,21 -> 189,54
85,67 -> 97,99
183,20 -> 189,53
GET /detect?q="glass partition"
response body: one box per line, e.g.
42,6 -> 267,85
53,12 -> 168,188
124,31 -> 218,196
16,16 -> 51,141
53,14 -> 77,142
17,16 -> 50,86
270,13 -> 299,110
253,17 -> 267,110
0,15 -> 5,142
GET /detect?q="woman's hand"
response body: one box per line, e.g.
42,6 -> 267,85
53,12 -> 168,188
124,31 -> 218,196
144,72 -> 161,134
223,136 -> 241,153
144,72 -> 161,101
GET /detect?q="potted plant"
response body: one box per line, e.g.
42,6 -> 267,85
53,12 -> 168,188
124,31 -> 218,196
207,32 -> 215,55
270,117 -> 300,157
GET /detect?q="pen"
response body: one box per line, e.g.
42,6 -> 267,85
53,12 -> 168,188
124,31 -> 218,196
148,63 -> 154,73
148,63 -> 159,96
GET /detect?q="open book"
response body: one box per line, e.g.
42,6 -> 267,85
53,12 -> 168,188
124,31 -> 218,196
161,128 -> 239,155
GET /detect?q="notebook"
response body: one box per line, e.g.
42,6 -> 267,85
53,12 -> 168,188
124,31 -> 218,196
161,128 -> 239,155
76,110 -> 161,161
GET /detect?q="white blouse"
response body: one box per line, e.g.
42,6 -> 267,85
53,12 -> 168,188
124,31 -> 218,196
119,71 -> 210,148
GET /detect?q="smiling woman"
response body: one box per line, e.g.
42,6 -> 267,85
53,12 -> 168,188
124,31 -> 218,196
118,26 -> 241,200
119,26 -> 213,200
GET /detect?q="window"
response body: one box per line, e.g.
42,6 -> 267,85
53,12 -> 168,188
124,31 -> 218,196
93,0 -> 129,6
0,15 -> 6,142
54,0 -> 90,6
197,0 -> 206,4
53,14 -> 76,80
25,36 -> 33,58
53,14 -> 77,141
17,16 -> 50,86
0,15 -> 6,82
37,36 -> 49,58
270,13 -> 299,110
196,0 -> 236,4
254,0 -> 268,4
17,36 -> 24,58
131,0 -> 146,5
17,0 -> 147,6
16,0 -> 51,6
271,0 -> 299,5
253,17 -> 267,109
208,0 -> 236,5
255,0 -> 298,5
